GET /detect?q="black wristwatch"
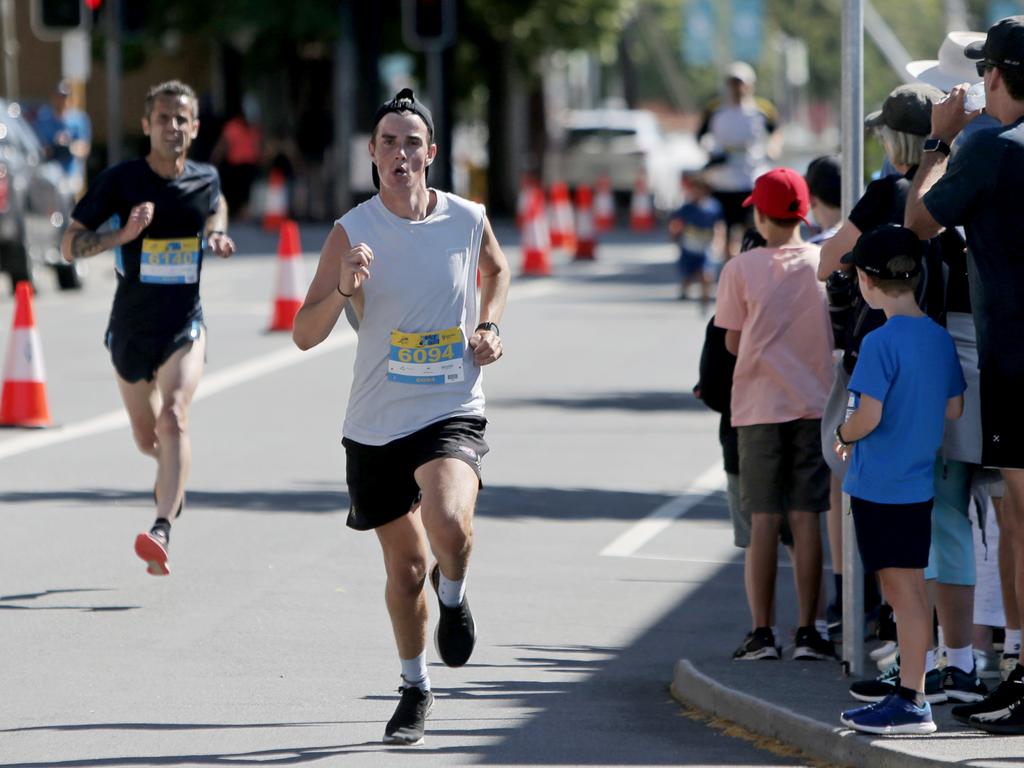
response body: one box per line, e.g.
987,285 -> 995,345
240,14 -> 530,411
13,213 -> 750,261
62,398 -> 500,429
923,137 -> 951,157
476,321 -> 499,336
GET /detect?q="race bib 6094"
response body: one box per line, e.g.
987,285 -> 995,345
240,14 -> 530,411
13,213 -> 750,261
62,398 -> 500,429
388,326 -> 465,385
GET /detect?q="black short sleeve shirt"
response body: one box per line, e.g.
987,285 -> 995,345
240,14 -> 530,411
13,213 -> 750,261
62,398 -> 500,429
72,158 -> 221,334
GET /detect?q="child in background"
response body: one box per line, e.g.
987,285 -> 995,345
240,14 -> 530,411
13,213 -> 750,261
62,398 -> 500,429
669,170 -> 726,308
837,224 -> 966,735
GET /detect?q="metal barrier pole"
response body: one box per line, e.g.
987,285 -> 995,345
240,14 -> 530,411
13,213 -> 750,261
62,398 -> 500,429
841,0 -> 865,678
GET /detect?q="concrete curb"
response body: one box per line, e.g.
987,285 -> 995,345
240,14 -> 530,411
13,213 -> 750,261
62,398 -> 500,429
670,658 -> 951,768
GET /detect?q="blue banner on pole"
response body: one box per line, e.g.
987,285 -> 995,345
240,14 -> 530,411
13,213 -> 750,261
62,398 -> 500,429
731,0 -> 764,64
683,0 -> 718,67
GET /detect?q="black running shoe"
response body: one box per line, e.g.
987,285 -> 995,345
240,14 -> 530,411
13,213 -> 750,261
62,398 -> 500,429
953,679 -> 1024,725
429,563 -> 476,667
732,628 -> 780,661
383,685 -> 433,745
968,683 -> 1024,734
850,659 -> 947,704
793,625 -> 836,660
943,664 -> 988,703
876,603 -> 897,643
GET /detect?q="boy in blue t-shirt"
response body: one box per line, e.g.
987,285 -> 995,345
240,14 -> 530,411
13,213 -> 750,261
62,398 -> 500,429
668,170 -> 725,307
834,224 -> 966,736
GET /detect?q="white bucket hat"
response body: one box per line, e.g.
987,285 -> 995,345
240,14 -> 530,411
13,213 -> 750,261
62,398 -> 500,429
906,31 -> 986,91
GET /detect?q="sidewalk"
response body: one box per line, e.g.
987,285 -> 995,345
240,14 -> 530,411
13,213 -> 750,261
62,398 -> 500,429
670,594 -> 1024,767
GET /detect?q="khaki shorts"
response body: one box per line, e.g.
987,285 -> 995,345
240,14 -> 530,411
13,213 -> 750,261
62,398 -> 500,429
738,419 -> 830,515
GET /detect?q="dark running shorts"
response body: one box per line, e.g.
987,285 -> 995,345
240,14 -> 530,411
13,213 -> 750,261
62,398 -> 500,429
342,416 -> 489,531
105,319 -> 204,383
851,496 -> 933,572
980,367 -> 1024,469
737,419 -> 830,515
712,190 -> 753,231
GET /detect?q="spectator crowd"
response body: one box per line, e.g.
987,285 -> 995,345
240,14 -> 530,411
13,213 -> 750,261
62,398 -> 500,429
685,15 -> 1024,737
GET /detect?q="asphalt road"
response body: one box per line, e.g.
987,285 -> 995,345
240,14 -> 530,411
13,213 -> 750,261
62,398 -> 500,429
0,221 -> 814,767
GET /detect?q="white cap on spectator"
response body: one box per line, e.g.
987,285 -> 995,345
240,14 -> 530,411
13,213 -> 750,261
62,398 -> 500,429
906,31 -> 986,91
726,61 -> 756,85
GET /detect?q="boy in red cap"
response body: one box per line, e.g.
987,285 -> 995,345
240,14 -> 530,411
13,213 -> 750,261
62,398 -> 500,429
714,167 -> 835,661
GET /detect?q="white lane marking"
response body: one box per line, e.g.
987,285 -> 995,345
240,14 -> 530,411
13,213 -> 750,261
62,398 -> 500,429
0,332 -> 355,462
600,463 -> 727,558
0,278 -> 558,463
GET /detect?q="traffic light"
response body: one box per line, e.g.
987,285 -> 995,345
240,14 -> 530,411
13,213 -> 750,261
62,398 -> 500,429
401,0 -> 455,51
31,0 -> 88,40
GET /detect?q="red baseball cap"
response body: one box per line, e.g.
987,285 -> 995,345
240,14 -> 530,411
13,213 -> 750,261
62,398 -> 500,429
742,167 -> 811,225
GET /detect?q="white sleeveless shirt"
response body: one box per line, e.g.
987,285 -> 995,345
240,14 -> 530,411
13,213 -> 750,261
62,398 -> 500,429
338,191 -> 486,445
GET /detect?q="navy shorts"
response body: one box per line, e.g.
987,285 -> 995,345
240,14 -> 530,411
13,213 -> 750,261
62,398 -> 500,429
105,319 -> 204,383
851,496 -> 933,571
980,367 -> 1024,469
342,416 -> 489,531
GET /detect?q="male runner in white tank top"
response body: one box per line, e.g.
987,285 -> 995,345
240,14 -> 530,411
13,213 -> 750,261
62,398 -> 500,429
292,89 -> 510,746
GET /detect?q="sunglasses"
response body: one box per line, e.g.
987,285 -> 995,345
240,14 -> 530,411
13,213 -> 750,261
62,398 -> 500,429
976,60 -> 994,77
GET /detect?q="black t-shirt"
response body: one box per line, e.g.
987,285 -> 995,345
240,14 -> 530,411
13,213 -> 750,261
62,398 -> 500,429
924,117 -> 1024,374
73,158 -> 221,334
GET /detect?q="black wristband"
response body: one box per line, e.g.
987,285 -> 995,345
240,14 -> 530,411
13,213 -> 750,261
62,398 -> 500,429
337,285 -> 353,298
476,321 -> 499,336
835,423 -> 852,447
207,229 -> 227,237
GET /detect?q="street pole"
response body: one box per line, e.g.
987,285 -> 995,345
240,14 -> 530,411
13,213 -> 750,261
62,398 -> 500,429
334,0 -> 355,215
0,0 -> 18,102
105,0 -> 122,166
841,0 -> 865,679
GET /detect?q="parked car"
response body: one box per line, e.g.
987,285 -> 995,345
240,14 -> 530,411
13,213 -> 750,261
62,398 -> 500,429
0,99 -> 82,293
545,108 -> 707,213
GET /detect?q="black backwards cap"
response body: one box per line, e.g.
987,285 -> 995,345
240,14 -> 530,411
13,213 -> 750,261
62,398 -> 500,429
370,88 -> 435,190
965,16 -> 1024,71
841,224 -> 924,279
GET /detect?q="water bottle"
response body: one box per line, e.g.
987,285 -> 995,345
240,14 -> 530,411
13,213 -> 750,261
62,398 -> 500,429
964,82 -> 986,113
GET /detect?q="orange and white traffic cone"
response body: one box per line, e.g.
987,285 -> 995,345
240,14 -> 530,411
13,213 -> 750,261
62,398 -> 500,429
516,173 -> 536,230
268,220 -> 307,332
630,172 -> 655,231
0,281 -> 52,428
262,168 -> 289,232
548,181 -> 576,252
573,185 -> 597,261
594,175 -> 615,232
521,188 -> 552,276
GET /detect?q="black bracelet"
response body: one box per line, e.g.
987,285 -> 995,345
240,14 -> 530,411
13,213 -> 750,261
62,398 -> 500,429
475,321 -> 499,336
835,423 -> 852,447
337,285 -> 353,298
207,229 -> 227,237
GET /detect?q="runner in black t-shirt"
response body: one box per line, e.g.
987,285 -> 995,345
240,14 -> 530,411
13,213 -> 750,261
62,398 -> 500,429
59,80 -> 236,577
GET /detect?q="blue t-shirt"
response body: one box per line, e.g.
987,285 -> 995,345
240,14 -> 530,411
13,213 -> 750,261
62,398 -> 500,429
33,105 -> 91,178
843,315 -> 966,504
923,117 -> 1024,375
670,197 -> 724,258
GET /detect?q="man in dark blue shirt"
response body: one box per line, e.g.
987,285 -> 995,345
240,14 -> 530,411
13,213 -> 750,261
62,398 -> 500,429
906,15 -> 1024,734
60,80 -> 236,577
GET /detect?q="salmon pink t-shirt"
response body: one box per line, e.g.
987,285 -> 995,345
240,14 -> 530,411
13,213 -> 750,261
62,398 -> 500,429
714,244 -> 832,427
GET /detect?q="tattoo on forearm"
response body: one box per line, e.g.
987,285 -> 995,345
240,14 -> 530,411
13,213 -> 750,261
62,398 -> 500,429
70,230 -> 108,258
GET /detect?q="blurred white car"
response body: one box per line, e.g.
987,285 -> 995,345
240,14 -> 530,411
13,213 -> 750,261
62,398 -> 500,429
545,108 -> 706,212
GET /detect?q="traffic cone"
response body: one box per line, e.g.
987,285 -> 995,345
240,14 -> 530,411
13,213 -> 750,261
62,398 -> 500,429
594,175 -> 615,231
268,220 -> 306,332
548,181 -> 576,252
521,188 -> 552,276
573,185 -> 596,261
262,168 -> 289,232
0,281 -> 52,428
515,173 -> 536,230
630,172 -> 655,231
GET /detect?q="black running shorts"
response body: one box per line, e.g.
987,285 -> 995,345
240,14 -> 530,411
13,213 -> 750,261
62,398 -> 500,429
105,319 -> 204,383
342,416 -> 488,531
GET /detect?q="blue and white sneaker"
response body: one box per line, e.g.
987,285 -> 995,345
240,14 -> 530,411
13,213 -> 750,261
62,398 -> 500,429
841,693 -> 937,735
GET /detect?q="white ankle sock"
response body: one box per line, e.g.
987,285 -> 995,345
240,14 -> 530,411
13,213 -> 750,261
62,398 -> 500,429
815,619 -> 829,640
1006,628 -> 1022,655
400,653 -> 429,691
438,572 -> 466,608
946,645 -> 974,673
